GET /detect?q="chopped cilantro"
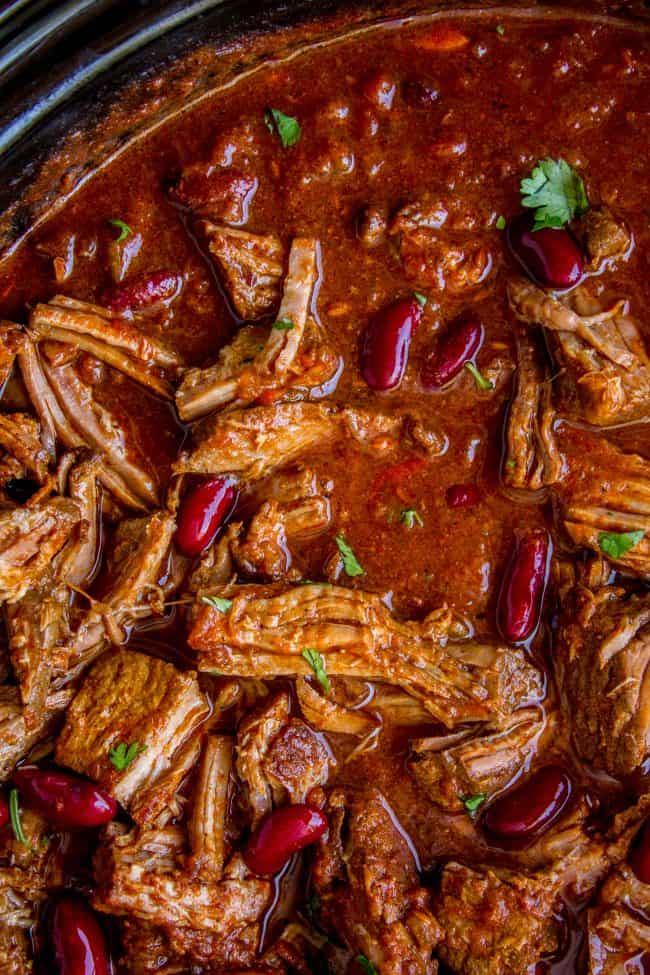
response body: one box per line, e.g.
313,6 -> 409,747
109,741 -> 147,772
520,157 -> 589,231
201,595 -> 233,613
357,956 -> 379,975
335,535 -> 364,577
9,789 -> 28,847
465,361 -> 494,391
505,458 -> 517,470
495,24 -> 505,35
108,218 -> 132,242
413,291 -> 427,308
400,508 -> 424,529
462,793 -> 487,816
598,530 -> 644,560
302,648 -> 331,695
495,215 -> 506,230
272,318 -> 295,330
264,108 -> 302,147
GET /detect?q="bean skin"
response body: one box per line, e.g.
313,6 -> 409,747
507,213 -> 584,289
103,269 -> 182,312
243,804 -> 328,875
12,767 -> 117,829
421,317 -> 483,389
482,766 -> 572,841
360,295 -> 425,391
52,897 -> 111,975
497,530 -> 550,644
446,483 -> 482,509
175,476 -> 238,557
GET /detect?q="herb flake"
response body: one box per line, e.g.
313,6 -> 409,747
272,318 -> 295,331
265,108 -> 302,147
201,595 -> 233,613
496,23 -> 505,35
462,793 -> 487,816
400,508 -> 424,529
109,741 -> 147,772
302,648 -> 331,695
335,535 -> 364,577
520,157 -> 589,231
9,788 -> 28,847
495,215 -> 506,230
465,361 -> 494,391
413,291 -> 427,308
108,218 -> 132,242
356,956 -> 379,975
598,530 -> 644,560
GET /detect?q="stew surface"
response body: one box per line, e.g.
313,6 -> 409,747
0,8 -> 649,974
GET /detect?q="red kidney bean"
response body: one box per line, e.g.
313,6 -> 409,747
12,767 -> 117,829
445,483 -> 482,509
629,819 -> 650,884
103,269 -> 182,313
507,213 -> 584,289
421,316 -> 483,389
243,804 -> 328,875
0,792 -> 8,829
52,897 -> 111,975
482,766 -> 571,841
360,295 -> 425,391
175,476 -> 238,558
497,530 -> 550,644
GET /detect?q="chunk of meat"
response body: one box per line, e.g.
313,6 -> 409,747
410,706 -> 555,813
556,579 -> 650,776
29,295 -> 182,398
0,809 -> 51,974
580,206 -> 632,273
0,413 -> 48,483
55,649 -> 208,819
312,788 -> 441,975
174,402 -> 447,480
176,238 -> 339,420
172,165 -> 258,225
0,321 -> 25,393
188,735 -> 233,881
0,497 -> 80,603
587,864 -> 650,973
236,691 -> 290,825
93,825 -> 271,967
204,224 -> 284,319
189,583 -> 544,728
391,199 -> 492,292
431,861 -> 560,975
503,330 -> 563,491
0,684 -> 73,781
561,441 -> 650,576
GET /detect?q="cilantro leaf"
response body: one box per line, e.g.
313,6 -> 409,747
272,318 -> 295,330
109,741 -> 147,772
265,108 -> 301,148
462,793 -> 487,816
201,595 -> 233,613
356,956 -> 379,975
495,215 -> 506,230
520,158 -> 589,231
598,530 -> 644,560
496,23 -> 505,35
335,535 -> 364,577
465,361 -> 494,391
108,218 -> 132,242
9,788 -> 29,847
400,508 -> 423,529
413,291 -> 427,308
302,648 -> 331,695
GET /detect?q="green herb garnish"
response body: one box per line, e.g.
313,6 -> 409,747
496,24 -> 505,35
265,108 -> 302,147
462,793 -> 487,816
400,509 -> 424,529
505,458 -> 517,470
201,595 -> 233,613
108,218 -> 132,242
9,789 -> 29,846
495,215 -> 506,230
465,361 -> 494,391
520,158 -> 589,231
356,956 -> 379,975
335,535 -> 364,577
598,530 -> 644,560
109,741 -> 147,772
302,648 -> 331,695
272,318 -> 295,331
413,292 -> 427,308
